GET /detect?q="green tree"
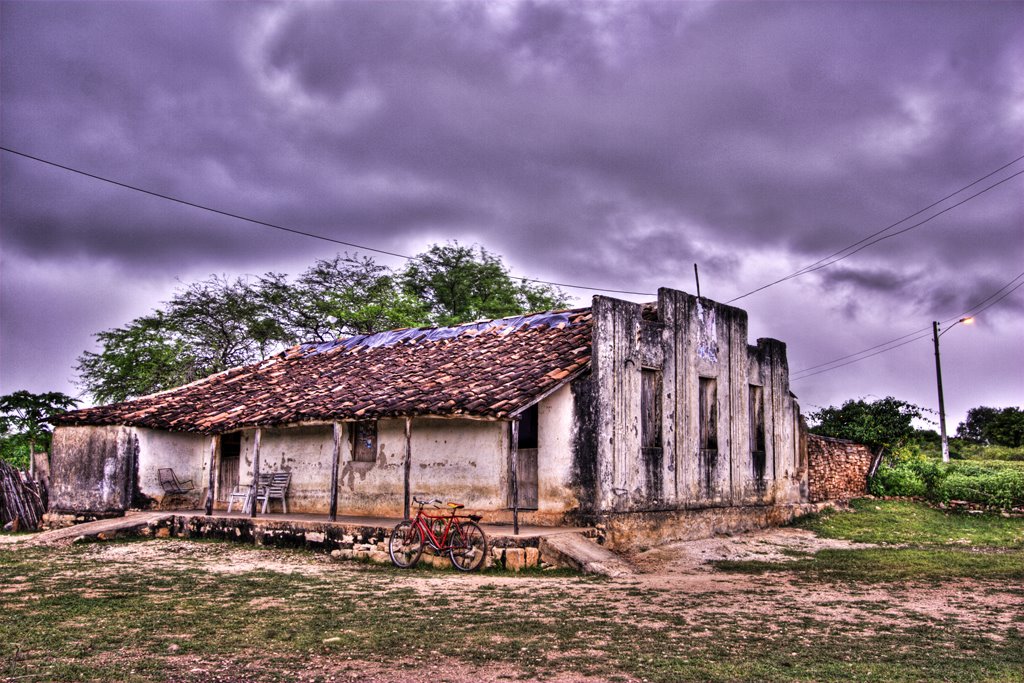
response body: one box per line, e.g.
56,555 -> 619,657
808,397 -> 922,452
166,274 -> 284,371
76,245 -> 569,404
77,276 -> 287,404
76,313 -> 197,404
956,406 -> 1024,448
401,243 -> 568,326
0,391 -> 78,471
262,254 -> 428,340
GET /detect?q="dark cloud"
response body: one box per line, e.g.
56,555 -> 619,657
818,266 -> 917,295
2,0 -> 1022,423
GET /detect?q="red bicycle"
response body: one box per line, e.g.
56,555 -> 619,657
388,497 -> 488,571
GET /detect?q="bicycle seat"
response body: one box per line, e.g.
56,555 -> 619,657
447,502 -> 465,510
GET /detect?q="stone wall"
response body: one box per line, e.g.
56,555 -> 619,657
806,434 -> 876,502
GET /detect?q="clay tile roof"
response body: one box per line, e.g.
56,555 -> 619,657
55,308 -> 593,434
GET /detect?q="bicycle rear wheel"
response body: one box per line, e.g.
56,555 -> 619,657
388,520 -> 424,568
449,520 -> 487,571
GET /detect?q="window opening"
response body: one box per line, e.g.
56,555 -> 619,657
351,421 -> 378,463
641,368 -> 664,498
517,404 -> 539,449
749,385 -> 767,483
698,377 -> 718,494
698,377 -> 718,452
641,369 -> 663,449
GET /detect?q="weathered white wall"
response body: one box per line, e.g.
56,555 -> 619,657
213,397 -> 577,519
134,428 -> 207,505
226,418 -> 509,516
536,384 -> 578,516
239,425 -> 334,512
401,418 -> 506,510
50,425 -> 135,514
588,287 -> 805,516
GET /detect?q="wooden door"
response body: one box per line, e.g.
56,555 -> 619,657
515,449 -> 539,510
510,406 -> 539,510
217,432 -> 241,503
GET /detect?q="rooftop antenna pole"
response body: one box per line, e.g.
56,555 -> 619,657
694,263 -> 701,299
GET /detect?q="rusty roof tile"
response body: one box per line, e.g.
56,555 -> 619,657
55,308 -> 594,434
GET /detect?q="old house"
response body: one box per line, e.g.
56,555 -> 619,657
50,287 -> 810,548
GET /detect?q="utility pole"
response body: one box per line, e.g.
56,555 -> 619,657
932,321 -> 950,463
932,316 -> 974,463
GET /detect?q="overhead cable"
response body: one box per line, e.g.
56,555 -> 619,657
790,270 -> 1024,381
0,145 -> 652,296
4,145 -> 1020,302
729,154 -> 1024,302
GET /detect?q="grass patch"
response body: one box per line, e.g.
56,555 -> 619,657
715,547 -> 1024,582
797,499 -> 1024,547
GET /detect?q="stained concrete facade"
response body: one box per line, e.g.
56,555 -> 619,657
49,385 -> 579,525
567,288 -> 805,546
49,287 -> 812,541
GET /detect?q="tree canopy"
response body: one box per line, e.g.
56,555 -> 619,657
807,397 -> 922,452
76,243 -> 569,404
956,406 -> 1024,448
400,243 -> 565,326
0,391 -> 78,469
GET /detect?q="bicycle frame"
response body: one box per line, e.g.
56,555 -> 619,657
411,506 -> 467,552
389,497 -> 487,571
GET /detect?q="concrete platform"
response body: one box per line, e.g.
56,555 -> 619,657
18,509 -> 628,575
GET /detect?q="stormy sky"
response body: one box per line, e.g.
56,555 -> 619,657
1,0 -> 1022,429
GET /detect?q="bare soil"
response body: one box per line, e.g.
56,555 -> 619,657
3,526 -> 1021,682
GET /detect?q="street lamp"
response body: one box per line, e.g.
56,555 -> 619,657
932,317 -> 973,463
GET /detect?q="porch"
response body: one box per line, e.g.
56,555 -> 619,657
36,508 -> 622,573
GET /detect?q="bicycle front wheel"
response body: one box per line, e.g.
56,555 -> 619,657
388,520 -> 424,569
449,521 -> 487,571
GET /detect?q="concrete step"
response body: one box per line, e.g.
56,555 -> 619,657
24,511 -> 173,547
539,532 -> 634,577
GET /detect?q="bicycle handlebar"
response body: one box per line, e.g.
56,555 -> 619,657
412,497 -> 443,506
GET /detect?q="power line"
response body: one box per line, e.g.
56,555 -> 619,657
791,324 -> 932,375
760,154 -> 1024,285
965,278 -> 1024,319
791,270 -> 1024,376
0,145 -> 653,297
729,154 -> 1024,303
790,170 -> 1024,278
4,144 -> 1020,305
791,332 -> 934,381
791,270 -> 1024,381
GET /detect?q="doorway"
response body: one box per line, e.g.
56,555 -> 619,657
511,405 -> 539,510
217,432 -> 241,503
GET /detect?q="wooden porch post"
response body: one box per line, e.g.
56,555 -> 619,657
329,422 -> 342,521
249,428 -> 262,518
204,434 -> 219,516
510,418 -> 520,536
403,417 -> 412,520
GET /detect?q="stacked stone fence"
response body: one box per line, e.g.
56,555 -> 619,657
806,434 -> 877,502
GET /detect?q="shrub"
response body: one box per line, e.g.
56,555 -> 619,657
869,458 -> 1024,509
868,462 -> 927,497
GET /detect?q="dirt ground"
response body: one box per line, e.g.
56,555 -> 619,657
4,527 -> 1022,683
